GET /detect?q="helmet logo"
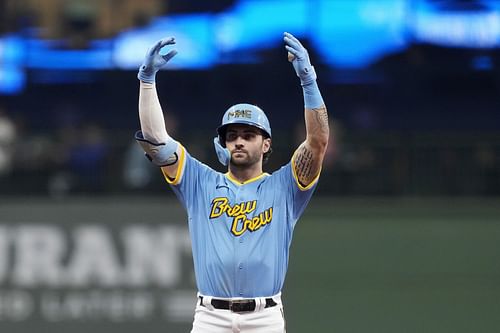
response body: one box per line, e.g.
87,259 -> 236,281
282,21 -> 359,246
228,109 -> 252,119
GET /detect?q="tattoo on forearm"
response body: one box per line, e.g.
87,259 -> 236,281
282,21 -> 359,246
296,146 -> 315,182
312,106 -> 329,133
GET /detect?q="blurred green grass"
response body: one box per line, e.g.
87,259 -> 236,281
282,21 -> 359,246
285,197 -> 500,333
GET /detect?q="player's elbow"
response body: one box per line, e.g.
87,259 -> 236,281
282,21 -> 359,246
307,132 -> 329,155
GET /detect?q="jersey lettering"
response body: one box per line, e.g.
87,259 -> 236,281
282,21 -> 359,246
227,109 -> 252,120
209,197 -> 273,237
231,207 -> 273,236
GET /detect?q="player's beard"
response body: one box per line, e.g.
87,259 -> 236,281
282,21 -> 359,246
230,149 -> 262,167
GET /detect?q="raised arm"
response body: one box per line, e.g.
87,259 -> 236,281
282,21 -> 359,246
284,32 -> 329,188
135,37 -> 181,179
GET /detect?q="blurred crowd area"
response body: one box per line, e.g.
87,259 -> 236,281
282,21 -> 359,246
1,0 -> 161,47
0,0 -> 233,47
0,98 -> 499,198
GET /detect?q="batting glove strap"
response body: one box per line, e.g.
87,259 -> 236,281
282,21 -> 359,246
298,65 -> 317,86
137,66 -> 157,84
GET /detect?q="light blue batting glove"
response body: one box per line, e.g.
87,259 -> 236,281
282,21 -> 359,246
284,32 -> 323,109
284,32 -> 317,86
137,37 -> 178,83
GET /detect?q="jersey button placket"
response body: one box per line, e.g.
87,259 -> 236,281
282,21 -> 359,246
235,240 -> 245,296
237,187 -> 245,244
235,186 -> 246,296
236,185 -> 244,202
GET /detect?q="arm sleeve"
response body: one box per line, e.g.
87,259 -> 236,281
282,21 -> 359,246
139,81 -> 169,143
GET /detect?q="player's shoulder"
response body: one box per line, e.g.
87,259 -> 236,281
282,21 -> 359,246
263,161 -> 294,186
179,148 -> 224,181
268,160 -> 319,191
184,149 -> 217,171
268,161 -> 293,177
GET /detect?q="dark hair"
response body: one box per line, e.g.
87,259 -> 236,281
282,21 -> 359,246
260,130 -> 273,164
263,146 -> 273,164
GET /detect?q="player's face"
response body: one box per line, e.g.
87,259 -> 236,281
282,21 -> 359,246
225,124 -> 270,167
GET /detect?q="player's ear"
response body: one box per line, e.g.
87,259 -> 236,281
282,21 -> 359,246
262,138 -> 271,153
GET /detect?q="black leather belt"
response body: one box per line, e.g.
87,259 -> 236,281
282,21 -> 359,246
199,296 -> 277,312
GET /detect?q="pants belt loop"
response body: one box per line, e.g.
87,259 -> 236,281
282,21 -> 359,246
200,295 -> 215,311
255,297 -> 265,312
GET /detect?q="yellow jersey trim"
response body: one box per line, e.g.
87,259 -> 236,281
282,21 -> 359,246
291,149 -> 321,191
225,172 -> 269,185
162,145 -> 186,186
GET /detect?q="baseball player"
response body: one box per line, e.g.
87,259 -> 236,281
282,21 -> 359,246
135,32 -> 329,333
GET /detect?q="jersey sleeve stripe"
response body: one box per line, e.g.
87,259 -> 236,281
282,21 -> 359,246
162,145 -> 186,186
291,150 -> 321,191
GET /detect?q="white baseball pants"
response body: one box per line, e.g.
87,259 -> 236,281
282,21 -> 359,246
190,295 -> 286,333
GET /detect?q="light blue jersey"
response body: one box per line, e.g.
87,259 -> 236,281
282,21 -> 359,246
164,146 -> 319,298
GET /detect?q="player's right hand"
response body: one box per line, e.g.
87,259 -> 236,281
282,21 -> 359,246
283,32 -> 317,86
138,37 -> 178,83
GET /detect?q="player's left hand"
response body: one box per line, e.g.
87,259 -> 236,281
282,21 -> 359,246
138,37 -> 178,83
283,32 -> 317,85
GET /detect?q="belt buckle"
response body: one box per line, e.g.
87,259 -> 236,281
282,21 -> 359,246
229,299 -> 253,313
